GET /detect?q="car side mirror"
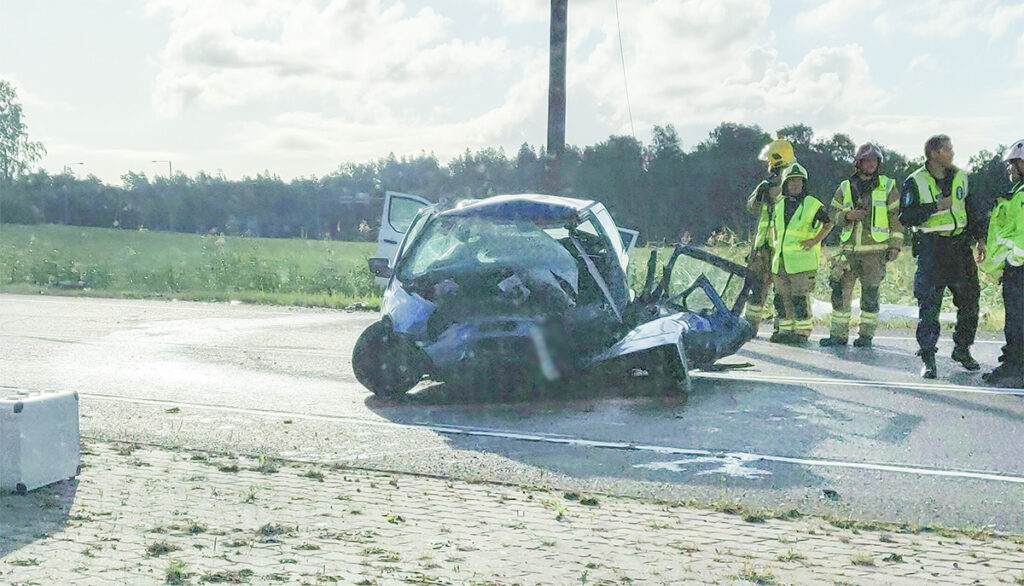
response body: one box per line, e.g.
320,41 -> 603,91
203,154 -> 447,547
368,257 -> 392,278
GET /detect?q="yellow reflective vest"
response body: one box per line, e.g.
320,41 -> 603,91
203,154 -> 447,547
771,196 -> 825,274
981,182 -> 1024,274
908,167 -> 968,236
839,175 -> 894,244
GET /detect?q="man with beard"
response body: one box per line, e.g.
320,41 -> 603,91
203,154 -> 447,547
820,144 -> 903,348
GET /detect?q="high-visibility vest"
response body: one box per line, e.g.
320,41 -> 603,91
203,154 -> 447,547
981,182 -> 1024,274
771,196 -> 825,274
754,205 -> 771,249
908,167 -> 967,236
839,175 -> 893,243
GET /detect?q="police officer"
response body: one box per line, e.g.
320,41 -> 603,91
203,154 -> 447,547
820,144 -> 903,348
742,139 -> 794,336
770,163 -> 833,344
978,139 -> 1024,388
899,135 -> 984,379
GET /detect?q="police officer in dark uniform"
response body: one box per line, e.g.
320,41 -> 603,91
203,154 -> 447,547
899,135 -> 984,379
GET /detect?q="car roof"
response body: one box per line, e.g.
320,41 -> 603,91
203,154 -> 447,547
443,193 -> 600,222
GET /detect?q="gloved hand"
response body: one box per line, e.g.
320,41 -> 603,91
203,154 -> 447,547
846,209 -> 867,221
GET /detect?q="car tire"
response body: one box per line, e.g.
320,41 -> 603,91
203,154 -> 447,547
352,320 -> 424,398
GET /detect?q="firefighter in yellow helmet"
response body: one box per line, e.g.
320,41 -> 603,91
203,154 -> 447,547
769,162 -> 833,344
819,144 -> 903,348
977,138 -> 1024,388
742,139 -> 794,337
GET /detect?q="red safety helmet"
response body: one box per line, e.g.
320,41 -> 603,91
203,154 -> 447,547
854,143 -> 883,167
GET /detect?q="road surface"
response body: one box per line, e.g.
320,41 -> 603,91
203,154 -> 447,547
2,294 -> 1021,532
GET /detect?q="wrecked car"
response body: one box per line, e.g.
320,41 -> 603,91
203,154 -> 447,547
353,192 -> 754,397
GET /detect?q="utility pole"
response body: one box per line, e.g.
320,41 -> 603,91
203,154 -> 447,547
546,0 -> 567,191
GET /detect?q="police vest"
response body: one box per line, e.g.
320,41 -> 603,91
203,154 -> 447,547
908,167 -> 967,236
981,182 -> 1024,274
839,175 -> 893,243
770,196 -> 824,274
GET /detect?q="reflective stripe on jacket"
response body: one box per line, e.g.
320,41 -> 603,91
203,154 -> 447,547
908,167 -> 967,236
839,175 -> 893,245
771,196 -> 825,274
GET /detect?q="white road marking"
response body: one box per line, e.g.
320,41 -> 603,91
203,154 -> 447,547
870,336 -> 1003,345
78,393 -> 1024,485
693,371 -> 1024,396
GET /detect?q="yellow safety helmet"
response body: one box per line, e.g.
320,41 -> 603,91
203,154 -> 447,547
758,139 -> 795,171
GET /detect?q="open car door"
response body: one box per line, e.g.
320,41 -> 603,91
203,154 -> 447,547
375,191 -> 431,287
659,244 -> 754,368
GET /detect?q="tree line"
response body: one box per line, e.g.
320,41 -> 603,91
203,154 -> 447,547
0,82 -> 1011,244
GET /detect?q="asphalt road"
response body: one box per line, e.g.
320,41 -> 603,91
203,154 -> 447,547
2,294 -> 1021,533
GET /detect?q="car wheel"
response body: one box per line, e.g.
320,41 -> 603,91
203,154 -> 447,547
352,320 -> 424,398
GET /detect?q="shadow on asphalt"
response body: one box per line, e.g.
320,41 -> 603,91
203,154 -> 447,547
364,374 -> 834,491
740,346 -> 1023,422
0,479 -> 77,558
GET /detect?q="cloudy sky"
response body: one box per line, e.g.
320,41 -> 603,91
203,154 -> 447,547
3,0 -> 1022,184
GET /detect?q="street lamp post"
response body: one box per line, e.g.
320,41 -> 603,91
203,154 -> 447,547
62,162 -> 84,225
151,160 -> 173,178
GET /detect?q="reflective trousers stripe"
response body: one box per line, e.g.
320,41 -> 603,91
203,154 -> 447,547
831,311 -> 851,324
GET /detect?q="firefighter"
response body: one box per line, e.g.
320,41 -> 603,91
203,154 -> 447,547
978,138 -> 1024,388
899,135 -> 984,379
769,163 -> 833,344
820,144 -> 903,348
742,139 -> 794,336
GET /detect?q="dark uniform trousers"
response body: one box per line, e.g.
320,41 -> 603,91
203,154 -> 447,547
1000,264 -> 1024,369
912,234 -> 980,354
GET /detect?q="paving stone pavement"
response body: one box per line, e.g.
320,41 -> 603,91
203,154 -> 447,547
1,441 -> 1022,585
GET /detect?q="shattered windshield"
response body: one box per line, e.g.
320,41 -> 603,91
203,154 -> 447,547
395,215 -> 579,288
667,250 -> 746,313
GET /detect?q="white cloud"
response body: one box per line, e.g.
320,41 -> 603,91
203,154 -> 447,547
850,114 -> 1011,164
872,0 -> 1024,37
235,65 -> 548,165
795,0 -> 883,32
149,0 -> 512,118
0,75 -> 72,114
905,54 -> 938,75
570,0 -> 886,141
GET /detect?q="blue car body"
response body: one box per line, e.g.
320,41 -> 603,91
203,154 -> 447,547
353,194 -> 753,397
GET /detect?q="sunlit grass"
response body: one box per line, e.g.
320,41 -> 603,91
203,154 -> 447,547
0,224 -> 1005,328
0,224 -> 380,308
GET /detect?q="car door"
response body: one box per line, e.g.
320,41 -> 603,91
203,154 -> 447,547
376,191 -> 431,287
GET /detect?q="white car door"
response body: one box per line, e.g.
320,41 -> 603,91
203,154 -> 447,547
375,191 -> 431,286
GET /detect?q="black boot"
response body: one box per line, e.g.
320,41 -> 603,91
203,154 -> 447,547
819,336 -> 848,347
919,350 -> 937,379
952,347 -> 980,371
852,336 -> 873,348
983,363 -> 1023,387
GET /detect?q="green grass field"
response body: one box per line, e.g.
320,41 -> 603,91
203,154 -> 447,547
0,223 -> 1006,328
0,224 -> 379,308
